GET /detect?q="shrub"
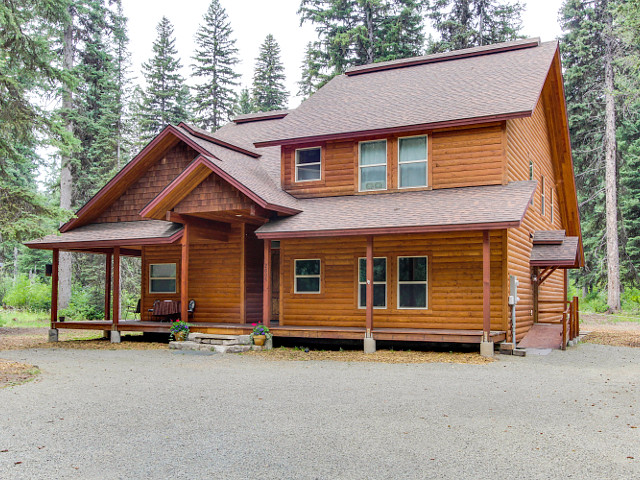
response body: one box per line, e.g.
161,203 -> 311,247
2,275 -> 51,311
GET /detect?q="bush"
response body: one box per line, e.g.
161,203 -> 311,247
622,287 -> 640,313
59,287 -> 104,320
2,275 -> 51,311
581,289 -> 609,313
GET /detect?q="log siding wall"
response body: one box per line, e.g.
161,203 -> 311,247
506,97 -> 565,340
279,232 -> 507,331
281,124 -> 506,198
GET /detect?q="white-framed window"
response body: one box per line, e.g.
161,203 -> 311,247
541,176 -> 546,216
294,259 -> 321,294
529,159 -> 534,205
398,135 -> 428,188
359,140 -> 387,191
397,256 -> 428,309
295,147 -> 322,182
358,257 -> 387,309
149,263 -> 177,294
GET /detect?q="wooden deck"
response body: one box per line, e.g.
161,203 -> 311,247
51,320 -> 506,344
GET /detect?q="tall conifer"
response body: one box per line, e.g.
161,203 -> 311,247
252,34 -> 288,112
192,0 -> 240,130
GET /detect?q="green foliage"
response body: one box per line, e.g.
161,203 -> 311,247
0,309 -> 50,328
622,287 -> 640,312
59,287 -> 103,320
2,275 -> 51,311
136,16 -> 191,143
234,87 -> 254,115
252,34 -> 288,112
298,0 -> 427,94
192,0 -> 241,130
426,0 -> 525,53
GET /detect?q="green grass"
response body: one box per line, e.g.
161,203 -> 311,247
0,309 -> 50,328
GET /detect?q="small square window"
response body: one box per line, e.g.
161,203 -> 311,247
359,140 -> 387,191
295,148 -> 321,182
294,259 -> 321,293
399,136 -> 427,188
149,263 -> 176,294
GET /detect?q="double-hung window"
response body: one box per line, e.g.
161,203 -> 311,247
149,263 -> 176,294
358,257 -> 387,308
398,256 -> 428,309
294,259 -> 321,293
359,140 -> 387,191
398,136 -> 428,188
295,147 -> 321,182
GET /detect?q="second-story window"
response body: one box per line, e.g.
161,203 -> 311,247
359,140 -> 387,191
398,136 -> 428,188
295,147 -> 321,182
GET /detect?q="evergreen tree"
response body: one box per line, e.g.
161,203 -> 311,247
252,34 -> 288,112
298,0 -> 426,94
426,0 -> 524,53
137,17 -> 190,142
192,0 -> 240,130
235,87 -> 254,115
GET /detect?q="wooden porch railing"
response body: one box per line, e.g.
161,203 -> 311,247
538,296 -> 580,350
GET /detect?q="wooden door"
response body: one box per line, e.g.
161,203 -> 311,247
271,251 -> 280,322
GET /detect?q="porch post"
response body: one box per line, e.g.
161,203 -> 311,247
364,235 -> 376,353
49,249 -> 59,342
112,246 -> 121,343
263,239 -> 271,327
480,231 -> 493,357
180,223 -> 190,323
533,266 -> 539,323
104,252 -> 112,320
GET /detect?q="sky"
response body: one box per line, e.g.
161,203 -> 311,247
122,0 -> 566,109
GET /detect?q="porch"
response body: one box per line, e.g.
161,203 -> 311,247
51,320 -> 506,343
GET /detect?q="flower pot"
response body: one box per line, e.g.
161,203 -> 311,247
173,331 -> 187,342
253,335 -> 266,346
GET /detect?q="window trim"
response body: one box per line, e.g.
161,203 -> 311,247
358,139 -> 387,192
541,176 -> 546,216
397,256 -> 429,310
149,263 -> 177,294
357,257 -> 387,309
294,147 -> 322,183
294,259 -> 321,294
397,135 -> 428,189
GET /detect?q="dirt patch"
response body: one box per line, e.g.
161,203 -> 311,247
0,328 -> 167,351
245,347 -> 494,364
582,326 -> 640,348
0,359 -> 39,388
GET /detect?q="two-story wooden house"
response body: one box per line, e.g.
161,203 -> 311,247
27,38 -> 583,354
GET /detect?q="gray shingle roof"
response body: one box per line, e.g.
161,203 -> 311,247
255,39 -> 557,145
256,181 -> 536,238
25,220 -> 183,247
530,235 -> 580,267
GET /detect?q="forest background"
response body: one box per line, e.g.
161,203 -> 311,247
1,0 -> 639,324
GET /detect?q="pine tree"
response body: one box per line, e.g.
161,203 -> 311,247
252,34 -> 288,112
297,0 -> 426,94
426,0 -> 524,53
137,17 -> 190,142
235,87 -> 254,115
192,0 -> 240,130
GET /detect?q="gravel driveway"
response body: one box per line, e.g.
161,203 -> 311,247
1,344 -> 638,479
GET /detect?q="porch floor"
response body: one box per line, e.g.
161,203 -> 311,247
51,320 -> 506,344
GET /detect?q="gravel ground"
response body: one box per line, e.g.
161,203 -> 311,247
0,344 -> 638,479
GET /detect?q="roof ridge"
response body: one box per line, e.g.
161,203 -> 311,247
177,123 -> 261,158
232,110 -> 291,124
345,38 -> 542,76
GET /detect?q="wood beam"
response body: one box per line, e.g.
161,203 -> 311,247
104,253 -> 112,320
263,239 -> 271,327
366,235 -> 374,337
180,223 -> 190,323
113,246 -> 120,329
51,249 -> 59,327
482,231 -> 490,341
533,266 -> 539,323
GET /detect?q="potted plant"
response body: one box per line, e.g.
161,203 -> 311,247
169,320 -> 190,342
250,323 -> 272,346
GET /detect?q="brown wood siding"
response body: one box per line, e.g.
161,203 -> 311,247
141,224 -> 244,323
279,231 -> 506,331
431,124 -> 505,189
282,124 -> 505,197
95,143 -> 198,223
506,97 -> 565,341
244,225 -> 264,324
174,173 -> 253,214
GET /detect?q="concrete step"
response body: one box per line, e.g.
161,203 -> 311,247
169,340 -> 260,353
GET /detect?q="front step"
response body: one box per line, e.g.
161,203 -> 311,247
169,333 -> 267,353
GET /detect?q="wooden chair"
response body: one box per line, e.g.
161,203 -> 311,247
187,299 -> 196,320
124,299 -> 140,321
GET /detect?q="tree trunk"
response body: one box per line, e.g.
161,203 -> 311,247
603,21 -> 621,312
59,7 -> 75,310
365,4 -> 375,64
